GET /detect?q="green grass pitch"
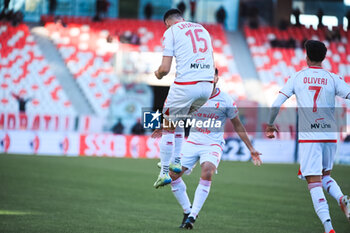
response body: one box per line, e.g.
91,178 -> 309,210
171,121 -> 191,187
0,154 -> 349,233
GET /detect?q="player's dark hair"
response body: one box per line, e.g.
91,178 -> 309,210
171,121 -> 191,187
163,9 -> 182,23
304,40 -> 327,62
215,68 -> 218,76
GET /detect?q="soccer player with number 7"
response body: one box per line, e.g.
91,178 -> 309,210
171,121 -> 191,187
152,9 -> 215,189
265,40 -> 350,233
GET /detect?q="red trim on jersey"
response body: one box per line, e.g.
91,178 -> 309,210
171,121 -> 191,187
209,88 -> 220,99
309,66 -> 323,69
174,80 -> 214,85
298,139 -> 337,143
298,168 -> 302,176
164,108 -> 170,116
210,144 -> 223,150
187,141 -> 200,145
279,91 -> 289,98
187,140 -> 223,151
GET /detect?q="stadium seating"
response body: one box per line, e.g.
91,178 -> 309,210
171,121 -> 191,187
42,18 -> 120,116
203,24 -> 246,99
0,22 -> 75,115
244,25 -> 350,105
41,16 -> 246,104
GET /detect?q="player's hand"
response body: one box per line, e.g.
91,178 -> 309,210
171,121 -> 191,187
154,70 -> 162,80
250,149 -> 262,166
151,128 -> 163,138
265,124 -> 278,139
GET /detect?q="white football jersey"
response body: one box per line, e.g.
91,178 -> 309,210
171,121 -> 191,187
280,67 -> 350,140
187,88 -> 239,146
162,21 -> 214,83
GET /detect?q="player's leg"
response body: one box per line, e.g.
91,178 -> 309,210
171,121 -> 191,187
170,168 -> 192,228
185,145 -> 221,229
171,126 -> 184,173
184,161 -> 216,230
300,143 -> 334,233
190,161 -> 215,218
170,169 -> 190,211
154,85 -> 181,188
323,170 -> 350,221
171,142 -> 199,228
306,175 -> 334,233
322,170 -> 343,203
153,126 -> 174,188
322,143 -> 350,221
159,121 -> 175,176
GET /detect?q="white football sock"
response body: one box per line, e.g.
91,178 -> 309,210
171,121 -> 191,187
322,175 -> 344,205
159,131 -> 174,175
171,177 -> 191,214
189,178 -> 211,219
308,182 -> 333,232
323,220 -> 333,233
173,126 -> 184,164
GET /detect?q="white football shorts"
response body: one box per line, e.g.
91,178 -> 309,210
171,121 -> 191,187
181,141 -> 223,175
163,81 -> 213,122
298,142 -> 336,177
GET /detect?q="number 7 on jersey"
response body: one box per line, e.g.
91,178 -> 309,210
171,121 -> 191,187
308,86 -> 322,112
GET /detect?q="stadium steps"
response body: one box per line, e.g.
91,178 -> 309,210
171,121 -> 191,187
30,26 -> 95,115
226,31 -> 267,105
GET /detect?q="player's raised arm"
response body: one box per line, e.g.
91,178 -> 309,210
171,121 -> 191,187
334,75 -> 350,100
230,116 -> 262,166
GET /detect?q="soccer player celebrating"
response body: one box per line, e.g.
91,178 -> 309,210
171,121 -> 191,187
266,40 -> 350,233
153,9 -> 215,188
169,69 -> 262,229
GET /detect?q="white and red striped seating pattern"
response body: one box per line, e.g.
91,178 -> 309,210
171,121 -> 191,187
0,23 -> 75,115
43,17 -> 123,116
41,16 -> 245,101
244,25 -> 350,105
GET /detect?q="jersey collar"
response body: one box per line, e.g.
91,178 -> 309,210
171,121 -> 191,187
309,66 -> 322,69
174,20 -> 185,25
209,88 -> 220,99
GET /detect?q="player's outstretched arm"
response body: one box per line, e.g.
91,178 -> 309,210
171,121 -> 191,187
231,116 -> 262,166
334,75 -> 350,100
155,56 -> 173,79
265,94 -> 288,138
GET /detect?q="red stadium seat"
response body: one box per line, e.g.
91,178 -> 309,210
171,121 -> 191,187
0,22 -> 75,115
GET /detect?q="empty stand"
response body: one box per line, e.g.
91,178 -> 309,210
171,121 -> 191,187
41,16 -> 246,103
0,22 -> 75,115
